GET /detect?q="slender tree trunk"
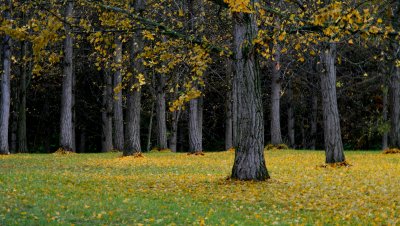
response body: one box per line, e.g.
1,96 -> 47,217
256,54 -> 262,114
156,75 -> 168,149
17,41 -> 28,153
270,44 -> 282,145
113,37 -> 124,151
79,129 -> 86,153
59,0 -> 74,152
231,10 -> 269,180
225,60 -> 234,150
225,89 -> 233,150
382,85 -> 388,150
102,71 -> 113,152
287,79 -> 295,148
71,62 -> 76,151
146,101 -> 154,151
310,91 -> 318,150
0,0 -> 12,155
320,43 -> 345,163
389,1 -> 400,147
169,110 -> 180,152
232,64 -> 238,148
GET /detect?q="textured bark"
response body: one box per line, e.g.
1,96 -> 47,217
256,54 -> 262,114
123,26 -> 144,156
59,0 -> 74,152
231,11 -> 269,180
156,75 -> 168,149
113,37 -> 124,151
270,44 -> 282,145
189,98 -> 202,152
0,0 -> 12,154
287,79 -> 295,148
17,41 -> 28,153
320,43 -> 345,163
102,71 -> 113,152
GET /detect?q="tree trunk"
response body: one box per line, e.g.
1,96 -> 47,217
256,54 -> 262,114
225,89 -> 233,150
231,10 -> 269,180
389,65 -> 400,148
17,41 -> 28,153
320,43 -> 345,163
79,129 -> 86,153
169,110 -> 180,152
287,79 -> 295,148
310,91 -> 318,150
189,98 -> 202,153
270,44 -> 282,145
156,75 -> 168,149
146,101 -> 154,151
382,85 -> 388,150
0,0 -> 12,155
59,0 -> 74,152
123,28 -> 144,156
102,71 -> 113,152
113,37 -> 124,151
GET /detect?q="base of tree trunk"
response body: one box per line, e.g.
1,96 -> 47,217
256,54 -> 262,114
121,152 -> 144,158
318,160 -> 352,168
383,148 -> 400,154
187,151 -> 205,156
54,147 -> 75,155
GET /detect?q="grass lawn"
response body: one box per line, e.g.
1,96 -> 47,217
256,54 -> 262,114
0,150 -> 399,225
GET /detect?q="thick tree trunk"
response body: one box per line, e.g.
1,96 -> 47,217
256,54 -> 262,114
270,44 -> 282,145
17,41 -> 28,153
102,71 -> 113,152
0,0 -> 12,155
320,43 -> 345,163
231,11 -> 269,180
113,37 -> 124,151
59,0 -> 74,152
189,98 -> 202,153
156,75 -> 168,149
123,28 -> 143,156
287,79 -> 295,148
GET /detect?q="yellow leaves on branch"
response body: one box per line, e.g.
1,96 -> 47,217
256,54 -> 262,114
223,0 -> 253,13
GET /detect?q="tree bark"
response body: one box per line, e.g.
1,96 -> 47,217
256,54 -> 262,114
231,10 -> 269,180
287,79 -> 295,148
123,27 -> 144,156
113,36 -> 125,151
59,0 -> 74,152
320,43 -> 345,163
0,0 -> 12,155
189,98 -> 202,153
102,71 -> 113,152
156,75 -> 168,149
270,44 -> 282,145
169,110 -> 180,152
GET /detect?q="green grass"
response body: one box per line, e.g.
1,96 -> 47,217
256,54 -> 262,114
0,150 -> 399,225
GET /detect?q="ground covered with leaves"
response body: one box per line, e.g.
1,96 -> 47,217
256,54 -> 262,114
0,150 -> 399,225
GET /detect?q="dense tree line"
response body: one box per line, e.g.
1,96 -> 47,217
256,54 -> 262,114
1,0 -> 399,180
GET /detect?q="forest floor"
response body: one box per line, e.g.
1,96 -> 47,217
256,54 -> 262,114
0,150 -> 399,225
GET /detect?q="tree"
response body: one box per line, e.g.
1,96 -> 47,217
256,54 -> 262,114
0,0 -> 12,155
113,36 -> 125,151
230,3 -> 270,180
156,75 -> 168,150
320,43 -> 345,163
59,0 -> 75,152
102,70 -> 113,152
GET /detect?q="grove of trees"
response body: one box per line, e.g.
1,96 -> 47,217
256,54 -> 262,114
1,0 -> 399,180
